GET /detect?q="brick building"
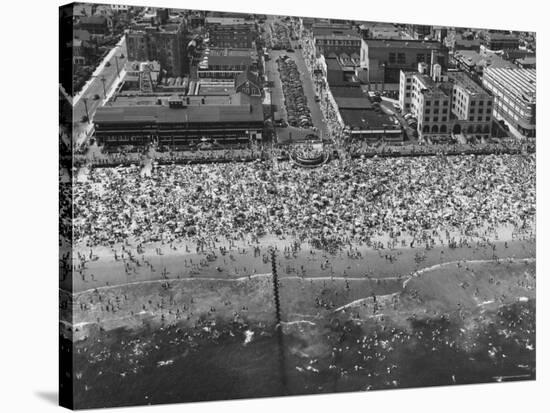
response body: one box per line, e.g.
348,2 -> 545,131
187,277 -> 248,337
126,22 -> 187,77
360,39 -> 447,84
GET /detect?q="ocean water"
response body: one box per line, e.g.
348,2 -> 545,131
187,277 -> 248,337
70,300 -> 535,409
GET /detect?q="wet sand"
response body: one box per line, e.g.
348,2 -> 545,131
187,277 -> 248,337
63,225 -> 534,294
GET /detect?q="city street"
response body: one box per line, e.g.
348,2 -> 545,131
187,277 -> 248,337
72,37 -> 128,145
264,16 -> 329,142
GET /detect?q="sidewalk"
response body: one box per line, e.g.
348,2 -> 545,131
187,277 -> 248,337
102,69 -> 127,105
73,36 -> 126,106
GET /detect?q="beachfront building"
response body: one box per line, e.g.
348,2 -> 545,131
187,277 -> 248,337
482,68 -> 536,137
400,65 -> 494,140
324,60 -> 403,143
94,92 -> 264,148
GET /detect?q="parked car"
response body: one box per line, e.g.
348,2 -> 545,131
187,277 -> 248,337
93,94 -> 100,100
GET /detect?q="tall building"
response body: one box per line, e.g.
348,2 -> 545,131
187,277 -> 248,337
205,17 -> 256,49
360,39 -> 447,84
126,22 -> 187,77
400,65 -> 494,139
483,32 -> 520,51
312,26 -> 362,55
482,68 -> 536,137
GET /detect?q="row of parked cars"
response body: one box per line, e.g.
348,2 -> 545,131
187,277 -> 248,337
277,57 -> 313,129
271,21 -> 292,50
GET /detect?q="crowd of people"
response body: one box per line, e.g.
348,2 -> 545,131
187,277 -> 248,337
75,146 -> 266,168
291,143 -> 325,161
344,138 -> 535,158
73,154 -> 535,251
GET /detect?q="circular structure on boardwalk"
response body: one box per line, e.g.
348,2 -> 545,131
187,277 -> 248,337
289,143 -> 330,168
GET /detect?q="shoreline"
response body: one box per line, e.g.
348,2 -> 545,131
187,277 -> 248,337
61,255 -> 536,342
61,256 -> 536,298
63,226 -> 535,294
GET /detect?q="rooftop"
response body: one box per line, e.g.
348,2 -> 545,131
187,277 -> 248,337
198,54 -> 254,68
95,101 -> 264,124
330,86 -> 366,98
334,96 -> 373,110
235,70 -> 261,88
454,49 -> 518,70
78,15 -> 108,25
364,38 -> 442,50
447,71 -> 488,95
207,48 -> 257,57
516,56 -> 536,66
340,108 -> 401,131
205,17 -> 254,26
413,73 -> 449,96
486,32 -> 520,41
359,22 -> 401,39
483,68 -> 536,103
110,91 -> 255,107
314,28 -> 361,41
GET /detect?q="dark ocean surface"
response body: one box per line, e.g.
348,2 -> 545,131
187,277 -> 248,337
70,300 -> 535,409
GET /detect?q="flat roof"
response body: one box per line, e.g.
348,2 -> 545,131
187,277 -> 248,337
516,56 -> 536,65
95,103 -> 264,124
205,17 -> 254,25
446,71 -> 488,95
364,39 -> 442,50
486,32 -> 520,40
413,73 -> 448,95
206,48 -> 257,57
334,96 -> 373,110
330,86 -> 366,98
197,85 -> 237,96
199,54 -> 254,67
315,32 -> 361,41
454,49 -> 518,69
340,108 -> 401,131
110,93 -> 250,107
